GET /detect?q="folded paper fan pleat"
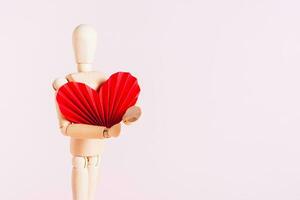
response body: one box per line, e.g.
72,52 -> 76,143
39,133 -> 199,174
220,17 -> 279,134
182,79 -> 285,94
101,72 -> 140,127
57,82 -> 99,125
56,72 -> 140,128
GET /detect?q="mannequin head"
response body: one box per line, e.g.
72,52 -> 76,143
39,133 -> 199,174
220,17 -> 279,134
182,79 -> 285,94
72,24 -> 98,72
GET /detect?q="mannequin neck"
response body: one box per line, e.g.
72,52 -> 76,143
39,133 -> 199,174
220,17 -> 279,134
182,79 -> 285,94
77,63 -> 92,72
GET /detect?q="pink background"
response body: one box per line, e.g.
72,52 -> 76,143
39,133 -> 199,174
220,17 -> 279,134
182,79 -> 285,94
1,0 -> 300,199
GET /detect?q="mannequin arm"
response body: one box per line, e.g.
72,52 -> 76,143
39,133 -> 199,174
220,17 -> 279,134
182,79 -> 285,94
53,78 -> 70,136
66,123 -> 121,139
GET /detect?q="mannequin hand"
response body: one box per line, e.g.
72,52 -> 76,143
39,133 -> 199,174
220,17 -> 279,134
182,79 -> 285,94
122,106 -> 142,125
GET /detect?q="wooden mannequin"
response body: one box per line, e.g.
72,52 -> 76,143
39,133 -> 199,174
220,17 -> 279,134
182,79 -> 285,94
53,24 -> 141,200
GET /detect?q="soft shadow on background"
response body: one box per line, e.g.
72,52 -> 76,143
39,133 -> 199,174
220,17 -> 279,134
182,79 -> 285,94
0,0 -> 300,199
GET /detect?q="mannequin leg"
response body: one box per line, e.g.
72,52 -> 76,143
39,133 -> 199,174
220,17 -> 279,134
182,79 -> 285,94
87,155 -> 100,200
72,156 -> 88,200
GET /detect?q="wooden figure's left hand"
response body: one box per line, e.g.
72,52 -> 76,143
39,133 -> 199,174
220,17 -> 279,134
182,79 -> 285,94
122,106 -> 142,125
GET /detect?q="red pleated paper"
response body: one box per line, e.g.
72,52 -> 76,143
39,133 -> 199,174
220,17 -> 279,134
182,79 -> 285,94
56,72 -> 140,128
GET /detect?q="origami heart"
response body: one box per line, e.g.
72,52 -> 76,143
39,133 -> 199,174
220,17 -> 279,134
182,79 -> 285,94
56,72 -> 140,128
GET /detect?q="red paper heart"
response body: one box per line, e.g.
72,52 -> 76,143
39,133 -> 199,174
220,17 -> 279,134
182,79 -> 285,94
56,72 -> 140,128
